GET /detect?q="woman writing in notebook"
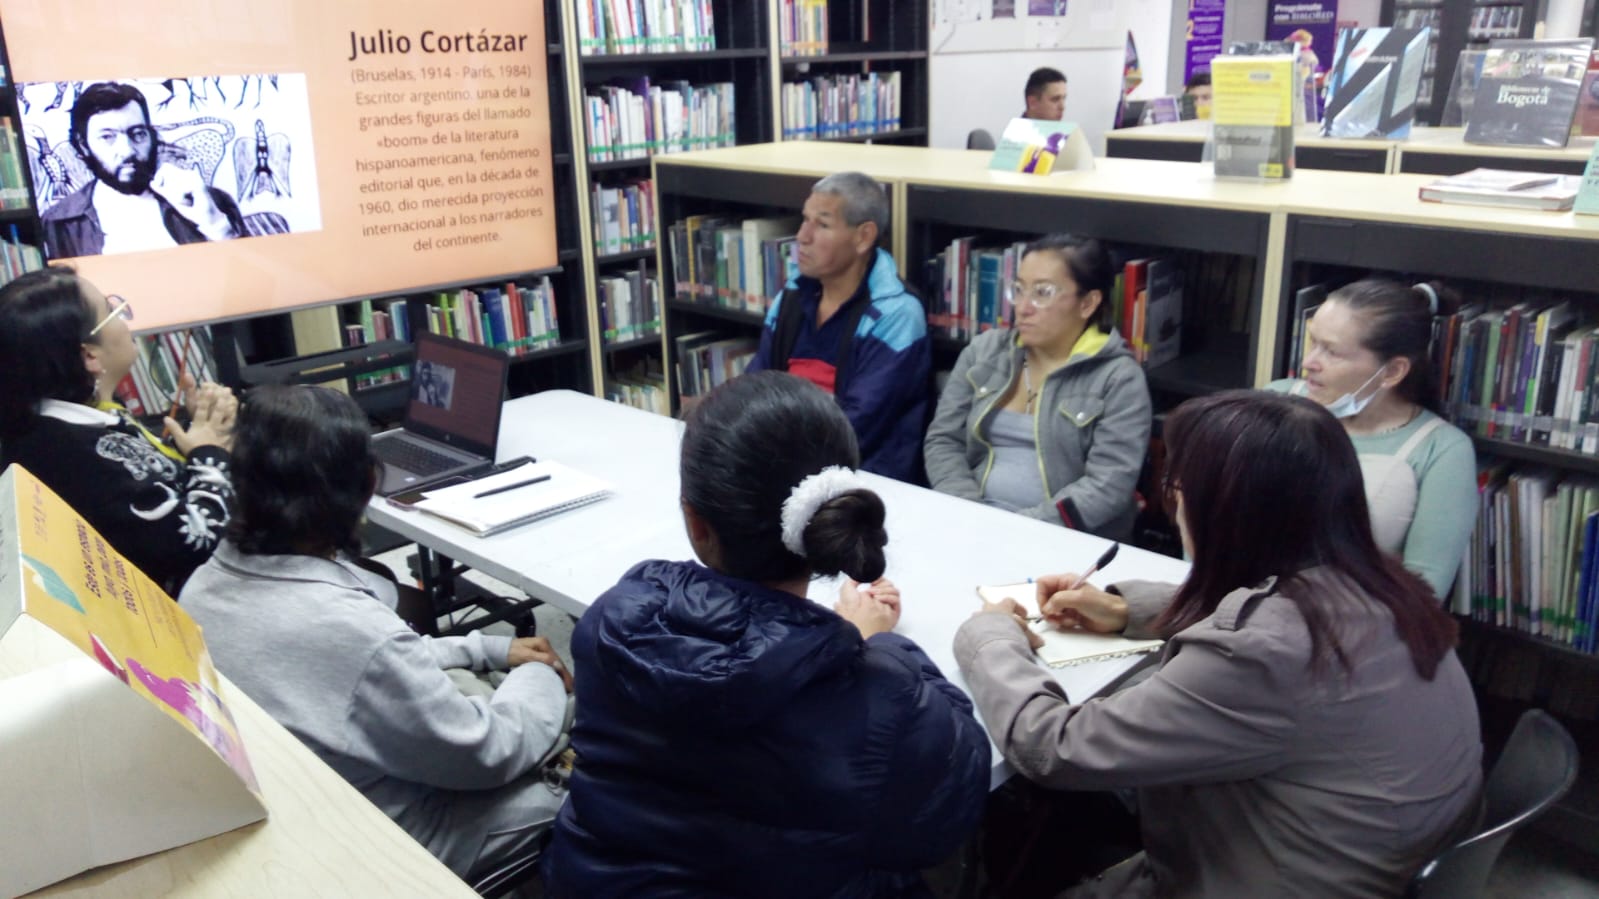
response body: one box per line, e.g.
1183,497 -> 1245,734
924,234 -> 1151,540
182,385 -> 574,881
0,267 -> 236,595
955,391 -> 1482,897
546,371 -> 989,897
1269,278 -> 1477,599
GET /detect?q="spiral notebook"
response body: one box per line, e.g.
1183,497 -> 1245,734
412,460 -> 612,536
976,583 -> 1165,668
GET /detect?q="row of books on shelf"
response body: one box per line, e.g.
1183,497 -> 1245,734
778,0 -> 829,57
779,72 -> 902,140
674,331 -> 757,398
604,362 -> 670,415
583,79 -> 735,163
0,118 -> 29,209
114,328 -> 220,420
665,214 -> 798,316
0,228 -> 42,285
1463,462 -> 1599,654
340,298 -> 411,391
921,238 -> 1183,369
575,0 -> 715,56
1468,5 -> 1524,39
598,264 -> 663,345
593,179 -> 657,257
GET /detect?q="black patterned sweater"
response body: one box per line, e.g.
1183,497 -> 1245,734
2,400 -> 233,597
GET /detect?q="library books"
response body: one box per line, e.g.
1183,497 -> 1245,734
592,179 -> 657,257
1118,258 -> 1183,370
674,330 -> 758,399
418,278 -> 562,357
781,72 -> 902,140
666,214 -> 798,315
922,237 -> 1026,340
1468,3 -> 1525,41
778,0 -> 829,57
114,328 -> 220,420
584,79 -> 735,164
598,263 -> 663,346
1211,50 -> 1296,180
1463,463 -> 1599,653
1321,27 -> 1428,140
606,368 -> 670,415
575,0 -> 715,56
0,117 -> 29,208
342,298 -> 411,392
0,224 -> 42,287
1465,38 -> 1594,148
1418,168 -> 1581,211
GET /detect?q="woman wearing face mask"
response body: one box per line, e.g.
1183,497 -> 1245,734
1269,279 -> 1476,599
925,235 -> 1152,540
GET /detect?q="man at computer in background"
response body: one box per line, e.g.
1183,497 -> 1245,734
1023,67 -> 1068,121
42,81 -> 245,259
745,172 -> 931,483
1184,71 -> 1213,119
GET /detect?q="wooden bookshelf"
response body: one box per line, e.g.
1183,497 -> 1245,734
771,0 -> 930,147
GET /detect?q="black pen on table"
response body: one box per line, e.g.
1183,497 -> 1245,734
474,474 -> 550,499
1028,543 -> 1120,623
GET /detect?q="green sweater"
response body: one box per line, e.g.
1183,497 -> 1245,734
1266,381 -> 1478,598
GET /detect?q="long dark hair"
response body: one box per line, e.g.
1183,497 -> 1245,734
228,385 -> 378,559
1022,234 -> 1115,331
681,371 -> 887,584
1156,390 -> 1457,678
1331,278 -> 1459,413
0,267 -> 98,441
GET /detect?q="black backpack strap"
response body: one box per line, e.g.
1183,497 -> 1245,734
830,296 -> 875,398
770,288 -> 807,372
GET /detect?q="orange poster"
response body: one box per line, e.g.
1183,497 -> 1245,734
0,0 -> 556,330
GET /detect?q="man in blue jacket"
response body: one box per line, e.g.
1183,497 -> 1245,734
746,172 -> 931,483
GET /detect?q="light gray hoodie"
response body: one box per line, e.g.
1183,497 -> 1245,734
181,541 -> 567,860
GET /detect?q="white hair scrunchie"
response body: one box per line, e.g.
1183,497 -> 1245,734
1414,282 -> 1439,316
780,465 -> 865,557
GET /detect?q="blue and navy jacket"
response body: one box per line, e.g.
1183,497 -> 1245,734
544,560 -> 991,899
747,248 -> 931,483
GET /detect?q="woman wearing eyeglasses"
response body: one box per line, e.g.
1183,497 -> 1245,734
0,267 -> 237,595
924,235 -> 1152,539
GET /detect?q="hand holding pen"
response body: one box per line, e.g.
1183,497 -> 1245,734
1032,544 -> 1129,634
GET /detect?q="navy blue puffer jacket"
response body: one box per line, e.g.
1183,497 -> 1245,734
544,560 -> 991,898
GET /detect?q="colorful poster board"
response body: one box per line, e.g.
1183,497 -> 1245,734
0,465 -> 265,897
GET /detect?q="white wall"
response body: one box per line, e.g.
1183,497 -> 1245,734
929,8 -> 1173,154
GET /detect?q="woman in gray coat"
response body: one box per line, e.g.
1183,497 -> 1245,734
923,235 -> 1151,539
955,390 -> 1482,898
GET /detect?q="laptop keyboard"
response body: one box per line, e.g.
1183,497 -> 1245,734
375,439 -> 462,477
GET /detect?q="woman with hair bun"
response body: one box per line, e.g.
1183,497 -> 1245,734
1270,278 -> 1477,599
546,370 -> 990,898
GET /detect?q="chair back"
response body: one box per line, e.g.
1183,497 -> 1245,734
966,129 -> 996,151
1406,709 -> 1579,899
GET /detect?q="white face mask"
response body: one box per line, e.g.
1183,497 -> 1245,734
1320,366 -> 1387,419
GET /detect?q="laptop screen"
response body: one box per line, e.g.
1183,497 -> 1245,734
403,334 -> 508,456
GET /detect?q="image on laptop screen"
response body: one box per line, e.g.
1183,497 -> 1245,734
405,337 -> 506,452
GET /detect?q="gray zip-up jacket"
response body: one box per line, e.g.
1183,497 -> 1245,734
954,568 -> 1483,898
924,327 -> 1151,539
181,542 -> 567,841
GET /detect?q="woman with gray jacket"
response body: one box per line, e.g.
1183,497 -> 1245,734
955,391 -> 1482,898
924,235 -> 1150,539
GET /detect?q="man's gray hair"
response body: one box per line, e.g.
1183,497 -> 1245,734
811,171 -> 889,236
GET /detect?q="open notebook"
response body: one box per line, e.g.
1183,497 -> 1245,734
977,583 -> 1164,668
412,460 -> 612,536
